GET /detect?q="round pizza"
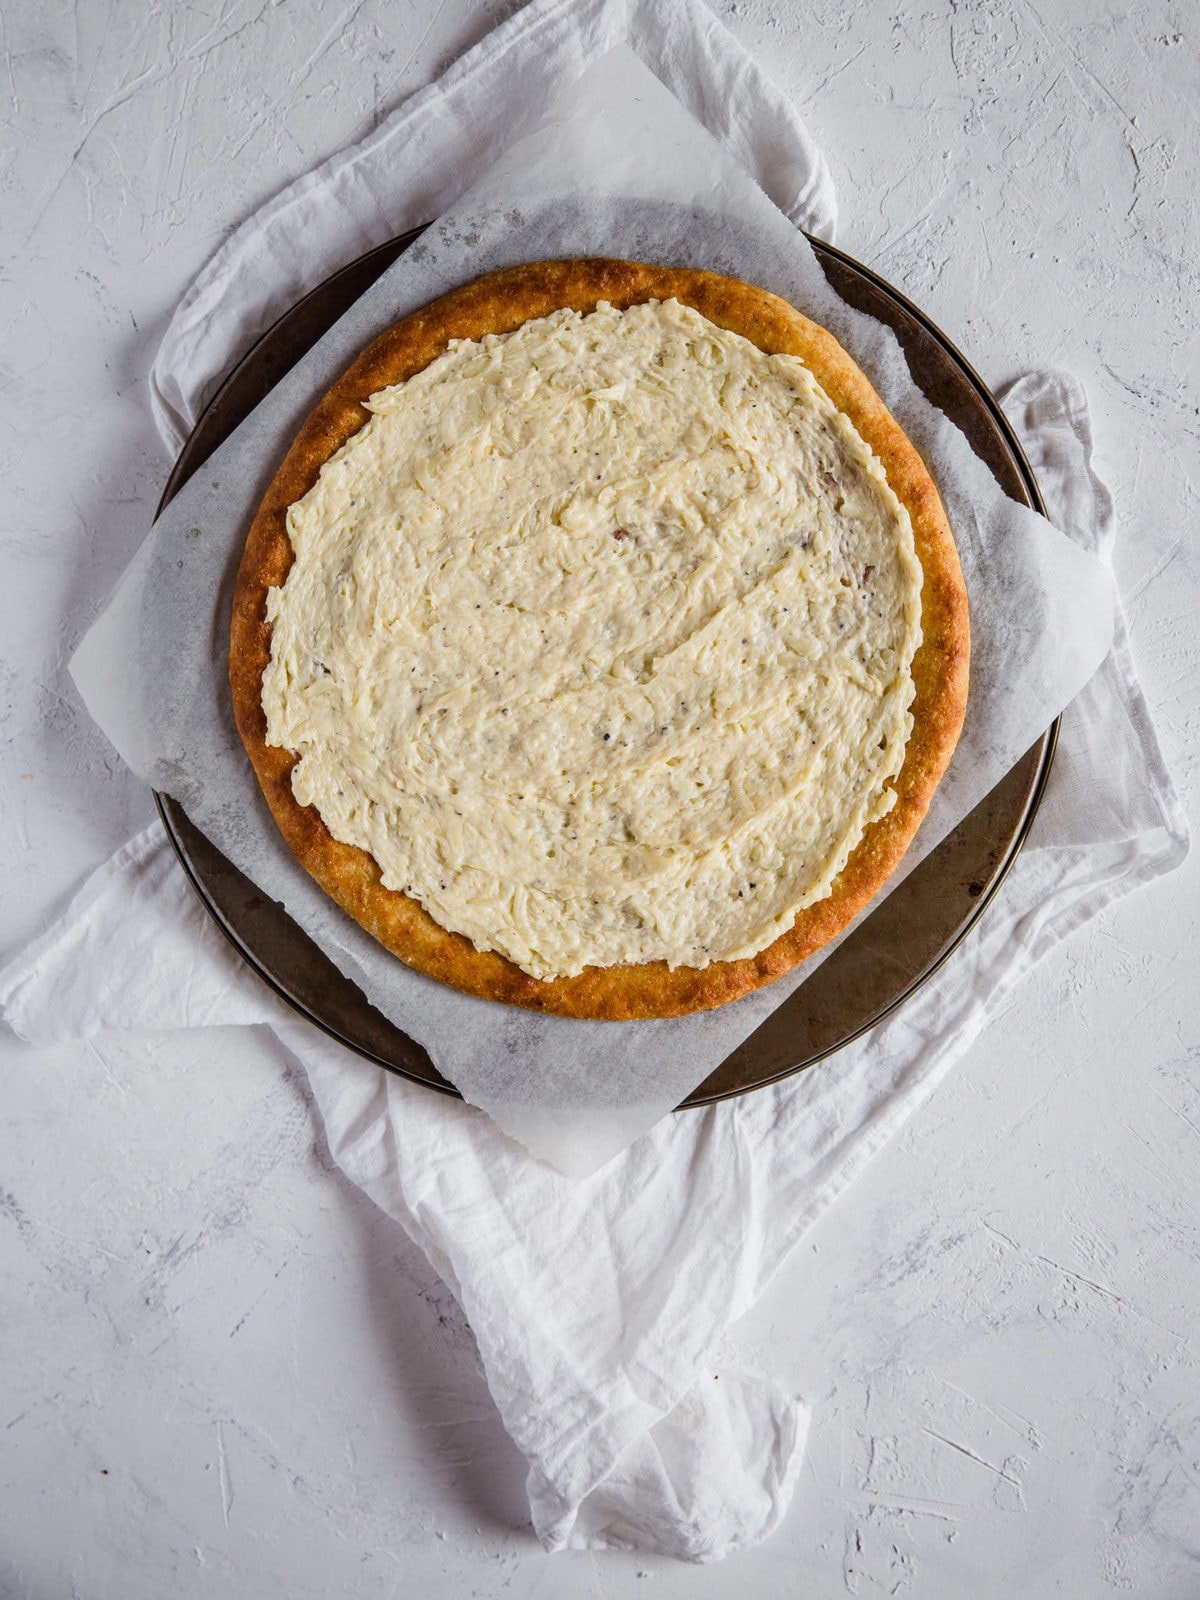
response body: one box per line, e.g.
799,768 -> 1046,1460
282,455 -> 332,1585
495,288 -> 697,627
229,259 -> 969,1019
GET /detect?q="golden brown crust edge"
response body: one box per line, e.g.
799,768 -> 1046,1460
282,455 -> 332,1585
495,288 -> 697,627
229,258 -> 970,1020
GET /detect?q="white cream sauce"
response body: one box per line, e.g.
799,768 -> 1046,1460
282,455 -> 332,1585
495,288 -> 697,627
262,298 -> 923,979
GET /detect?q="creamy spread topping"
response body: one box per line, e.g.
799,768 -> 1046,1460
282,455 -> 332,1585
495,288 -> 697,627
262,298 -> 923,980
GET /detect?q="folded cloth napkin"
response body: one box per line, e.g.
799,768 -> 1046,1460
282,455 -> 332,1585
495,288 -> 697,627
2,0 -> 1187,1563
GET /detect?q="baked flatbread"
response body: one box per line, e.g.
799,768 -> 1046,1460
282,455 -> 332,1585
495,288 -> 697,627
230,259 -> 969,1018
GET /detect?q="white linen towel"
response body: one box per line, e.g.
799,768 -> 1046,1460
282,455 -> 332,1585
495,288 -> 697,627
1,0 -> 1186,1562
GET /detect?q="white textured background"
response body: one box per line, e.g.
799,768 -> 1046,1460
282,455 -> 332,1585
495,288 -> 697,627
1,1 -> 1197,1594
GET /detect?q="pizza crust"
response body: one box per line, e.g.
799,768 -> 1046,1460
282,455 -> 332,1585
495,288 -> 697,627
230,258 -> 970,1019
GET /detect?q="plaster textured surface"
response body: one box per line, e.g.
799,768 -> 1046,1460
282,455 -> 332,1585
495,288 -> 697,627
1,1 -> 1197,1594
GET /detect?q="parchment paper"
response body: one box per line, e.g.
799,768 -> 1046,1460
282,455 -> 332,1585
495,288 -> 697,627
71,46 -> 1115,1177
